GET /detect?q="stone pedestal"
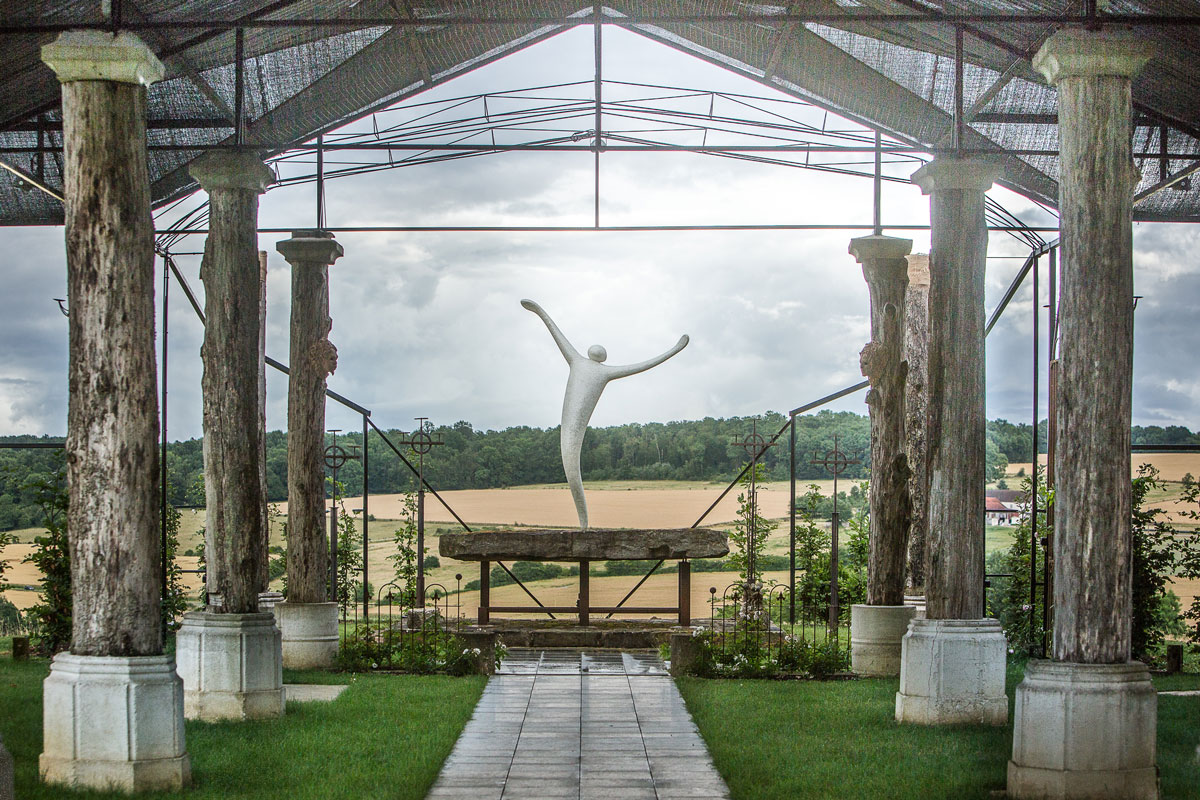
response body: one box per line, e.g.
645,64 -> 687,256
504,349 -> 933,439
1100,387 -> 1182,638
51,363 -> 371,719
258,590 -> 285,615
895,618 -> 1007,725
175,612 -> 284,721
41,653 -> 189,792
0,732 -> 11,800
669,631 -> 703,677
457,629 -> 499,676
1008,660 -> 1157,800
851,604 -> 917,677
275,602 -> 338,669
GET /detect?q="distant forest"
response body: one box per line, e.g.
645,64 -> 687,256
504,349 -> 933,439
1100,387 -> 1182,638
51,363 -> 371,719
1,414 -> 1197,530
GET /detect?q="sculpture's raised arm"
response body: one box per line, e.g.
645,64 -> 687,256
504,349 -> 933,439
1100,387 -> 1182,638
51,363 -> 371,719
606,334 -> 690,380
521,299 -> 581,363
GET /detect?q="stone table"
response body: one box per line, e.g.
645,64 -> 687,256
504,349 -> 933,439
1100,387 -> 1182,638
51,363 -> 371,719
440,528 -> 728,626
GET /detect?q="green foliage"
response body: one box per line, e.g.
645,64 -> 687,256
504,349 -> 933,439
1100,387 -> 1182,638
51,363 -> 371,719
423,555 -> 440,570
270,503 -> 288,594
388,492 -> 419,609
680,628 -> 849,679
727,463 -> 777,586
0,597 -> 23,636
789,483 -> 866,616
990,468 -> 1051,655
330,481 -> 364,618
22,460 -> 70,655
161,502 -> 188,631
336,621 -> 504,676
1130,465 -> 1181,661
0,528 -> 15,587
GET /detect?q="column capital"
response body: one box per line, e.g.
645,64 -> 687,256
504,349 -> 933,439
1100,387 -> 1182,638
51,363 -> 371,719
1033,29 -> 1155,85
849,235 -> 913,286
910,157 -> 1001,196
189,151 -> 274,195
276,230 -> 343,267
41,30 -> 164,86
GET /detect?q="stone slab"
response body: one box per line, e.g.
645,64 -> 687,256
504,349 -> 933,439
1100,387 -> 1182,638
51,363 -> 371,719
284,683 -> 349,703
439,528 -> 728,562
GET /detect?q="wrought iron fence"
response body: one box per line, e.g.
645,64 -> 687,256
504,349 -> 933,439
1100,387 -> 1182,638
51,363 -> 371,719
695,582 -> 851,677
337,577 -> 470,671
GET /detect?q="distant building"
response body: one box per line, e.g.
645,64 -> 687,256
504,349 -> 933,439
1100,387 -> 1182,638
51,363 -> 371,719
985,494 -> 1023,526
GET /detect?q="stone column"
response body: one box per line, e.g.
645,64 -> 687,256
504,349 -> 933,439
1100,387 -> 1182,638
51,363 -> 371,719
1008,31 -> 1157,800
275,230 -> 342,668
895,157 -> 1007,725
903,254 -> 931,592
174,152 -> 283,721
848,235 -> 917,677
38,31 -> 189,791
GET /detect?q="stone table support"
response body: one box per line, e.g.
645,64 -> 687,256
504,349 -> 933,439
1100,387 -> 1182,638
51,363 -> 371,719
895,157 -> 1007,725
38,30 -> 189,791
1008,30 -> 1158,800
174,152 -> 283,721
275,230 -> 343,668
848,235 -> 917,677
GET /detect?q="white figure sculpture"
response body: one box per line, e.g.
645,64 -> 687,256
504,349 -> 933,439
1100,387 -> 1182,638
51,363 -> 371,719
522,299 -> 689,529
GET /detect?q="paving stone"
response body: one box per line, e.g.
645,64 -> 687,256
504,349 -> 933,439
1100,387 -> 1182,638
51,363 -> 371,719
426,648 -> 729,799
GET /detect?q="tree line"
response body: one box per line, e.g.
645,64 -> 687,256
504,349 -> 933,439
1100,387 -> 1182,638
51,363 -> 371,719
1,417 -> 1196,529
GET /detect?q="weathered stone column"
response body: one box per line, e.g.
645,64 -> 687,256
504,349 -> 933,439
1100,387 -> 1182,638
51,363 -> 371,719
1008,31 -> 1157,800
38,30 -> 189,791
848,235 -> 917,677
174,152 -> 283,721
903,254 -> 931,592
275,230 -> 342,668
895,157 -> 1007,725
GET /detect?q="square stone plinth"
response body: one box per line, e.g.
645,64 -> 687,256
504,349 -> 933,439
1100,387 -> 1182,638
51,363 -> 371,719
1008,659 -> 1157,800
896,618 -> 1008,725
41,653 -> 190,792
176,611 -> 284,720
275,601 -> 339,669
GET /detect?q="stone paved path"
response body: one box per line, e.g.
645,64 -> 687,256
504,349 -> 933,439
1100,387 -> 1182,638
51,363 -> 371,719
426,648 -> 730,800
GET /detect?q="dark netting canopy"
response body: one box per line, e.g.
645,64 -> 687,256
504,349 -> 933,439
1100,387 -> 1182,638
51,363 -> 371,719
2,1 -> 1199,226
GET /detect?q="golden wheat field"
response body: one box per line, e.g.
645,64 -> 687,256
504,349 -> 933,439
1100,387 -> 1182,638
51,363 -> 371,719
3,455 -> 1197,618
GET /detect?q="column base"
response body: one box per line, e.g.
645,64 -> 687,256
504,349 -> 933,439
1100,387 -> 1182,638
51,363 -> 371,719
1007,660 -> 1157,800
851,604 -> 918,677
176,611 -> 284,721
40,653 -> 190,792
258,590 -> 285,615
275,602 -> 338,669
895,618 -> 1008,725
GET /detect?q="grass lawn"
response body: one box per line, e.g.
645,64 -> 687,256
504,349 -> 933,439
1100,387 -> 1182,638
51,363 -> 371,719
0,651 -> 485,799
679,661 -> 1200,800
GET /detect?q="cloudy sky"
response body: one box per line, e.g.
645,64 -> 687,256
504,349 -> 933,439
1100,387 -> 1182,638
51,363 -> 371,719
2,26 -> 1198,441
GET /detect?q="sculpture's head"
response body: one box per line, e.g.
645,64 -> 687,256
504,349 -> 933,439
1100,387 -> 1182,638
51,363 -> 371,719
587,344 -> 608,362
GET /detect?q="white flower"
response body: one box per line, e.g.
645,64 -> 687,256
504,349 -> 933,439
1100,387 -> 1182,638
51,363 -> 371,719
1021,604 -> 1032,612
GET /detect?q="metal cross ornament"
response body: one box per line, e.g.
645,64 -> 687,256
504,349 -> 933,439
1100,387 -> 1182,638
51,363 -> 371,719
811,434 -> 861,630
396,418 -> 444,605
732,417 -> 776,607
324,430 -> 361,603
